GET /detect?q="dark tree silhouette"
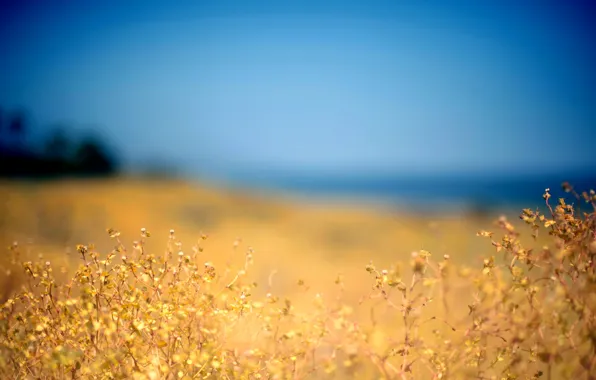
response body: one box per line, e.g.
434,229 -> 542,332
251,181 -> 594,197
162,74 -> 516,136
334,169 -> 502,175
8,111 -> 27,152
0,105 -> 120,179
0,107 -> 4,151
8,111 -> 24,135
44,127 -> 72,161
73,135 -> 118,176
0,109 -> 27,156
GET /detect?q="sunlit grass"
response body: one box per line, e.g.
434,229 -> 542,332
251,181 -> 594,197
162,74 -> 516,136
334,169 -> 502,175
0,178 -> 594,378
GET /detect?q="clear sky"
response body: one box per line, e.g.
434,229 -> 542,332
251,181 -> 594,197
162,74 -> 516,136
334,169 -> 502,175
1,0 -> 595,179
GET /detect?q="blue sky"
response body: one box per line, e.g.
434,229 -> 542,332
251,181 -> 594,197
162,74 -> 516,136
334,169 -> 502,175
1,0 -> 595,179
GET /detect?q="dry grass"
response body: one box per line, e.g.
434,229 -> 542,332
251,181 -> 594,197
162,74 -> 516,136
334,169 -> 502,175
0,178 -> 502,298
0,178 -> 594,379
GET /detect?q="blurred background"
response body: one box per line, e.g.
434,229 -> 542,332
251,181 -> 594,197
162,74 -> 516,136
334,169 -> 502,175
1,0 -> 595,295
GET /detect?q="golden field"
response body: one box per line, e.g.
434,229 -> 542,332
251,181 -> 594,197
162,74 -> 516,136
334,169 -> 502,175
0,178 -> 490,280
0,178 -> 594,379
0,178 -> 513,307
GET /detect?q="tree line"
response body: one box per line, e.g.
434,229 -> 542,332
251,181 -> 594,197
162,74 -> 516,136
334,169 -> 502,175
0,106 -> 120,179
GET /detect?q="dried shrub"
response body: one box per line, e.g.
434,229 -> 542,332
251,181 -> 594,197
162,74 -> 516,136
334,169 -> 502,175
0,182 -> 595,379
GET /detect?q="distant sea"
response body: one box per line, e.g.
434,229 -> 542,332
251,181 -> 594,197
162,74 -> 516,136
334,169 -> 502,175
200,168 -> 596,215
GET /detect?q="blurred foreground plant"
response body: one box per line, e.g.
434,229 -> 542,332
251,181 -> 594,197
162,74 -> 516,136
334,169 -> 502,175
0,182 -> 595,379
